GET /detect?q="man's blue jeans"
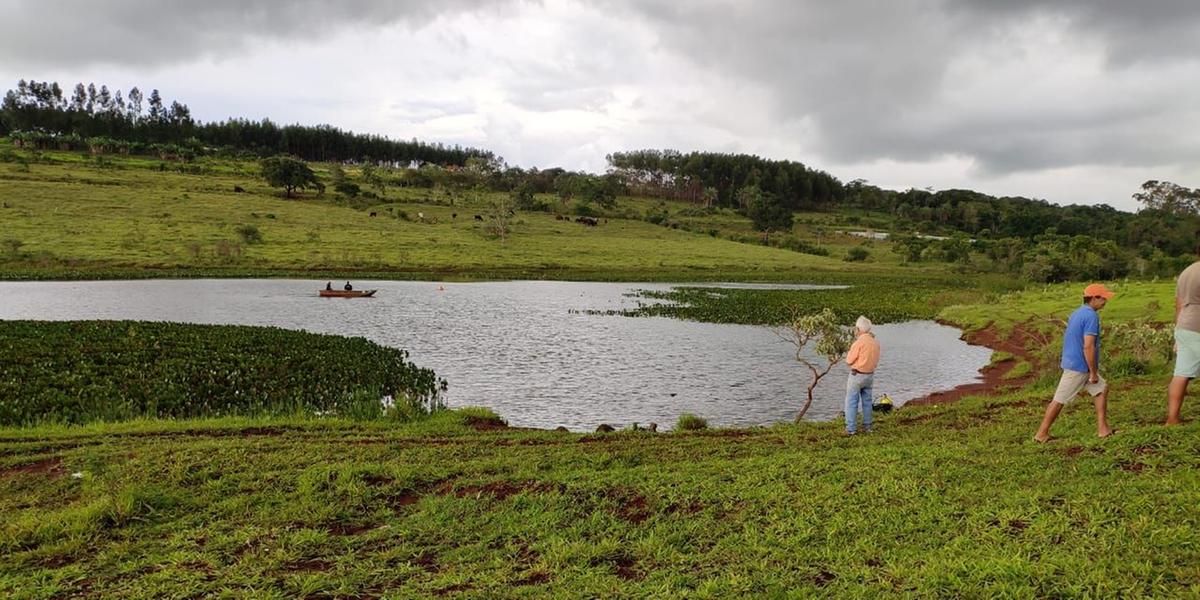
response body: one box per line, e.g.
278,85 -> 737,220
845,372 -> 874,434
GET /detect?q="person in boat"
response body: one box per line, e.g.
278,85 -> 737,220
844,315 -> 880,435
344,281 -> 353,291
325,282 -> 332,291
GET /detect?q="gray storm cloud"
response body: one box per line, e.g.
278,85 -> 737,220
0,0 -> 521,67
603,0 -> 1200,175
1,0 -> 1198,198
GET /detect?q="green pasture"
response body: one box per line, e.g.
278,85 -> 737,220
2,373 -> 1197,598
0,143 -> 943,281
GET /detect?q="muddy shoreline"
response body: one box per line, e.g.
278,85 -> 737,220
904,321 -> 1038,407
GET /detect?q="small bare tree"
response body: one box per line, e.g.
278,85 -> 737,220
775,307 -> 855,422
487,193 -> 517,243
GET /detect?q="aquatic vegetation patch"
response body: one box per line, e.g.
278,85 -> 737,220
606,284 -> 952,325
0,320 -> 446,426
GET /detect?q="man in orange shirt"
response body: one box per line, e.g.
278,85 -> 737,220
844,315 -> 881,435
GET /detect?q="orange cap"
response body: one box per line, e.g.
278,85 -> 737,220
1083,283 -> 1115,299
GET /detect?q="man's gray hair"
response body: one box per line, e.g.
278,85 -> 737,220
855,315 -> 873,333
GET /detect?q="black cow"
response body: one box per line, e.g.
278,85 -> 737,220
369,212 -> 377,217
474,214 -> 483,221
452,213 -> 457,219
233,185 -> 246,193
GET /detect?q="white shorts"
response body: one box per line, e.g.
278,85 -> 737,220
1052,370 -> 1107,405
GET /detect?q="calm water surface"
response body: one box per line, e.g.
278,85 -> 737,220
0,279 -> 991,430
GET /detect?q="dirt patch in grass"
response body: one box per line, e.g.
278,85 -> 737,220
614,555 -> 640,580
434,583 -> 471,596
438,480 -> 561,501
514,571 -> 551,586
326,523 -> 375,536
464,415 -> 508,431
279,558 -> 332,572
361,473 -> 394,487
1118,460 -> 1146,473
605,487 -> 652,524
907,322 -> 1040,407
411,551 -> 440,573
384,492 -> 421,509
236,426 -> 285,437
811,569 -> 836,587
0,456 -> 63,479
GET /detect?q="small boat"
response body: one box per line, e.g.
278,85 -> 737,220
318,289 -> 377,298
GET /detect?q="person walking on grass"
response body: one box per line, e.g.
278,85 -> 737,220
1034,284 -> 1117,442
1167,251 -> 1200,425
845,315 -> 880,435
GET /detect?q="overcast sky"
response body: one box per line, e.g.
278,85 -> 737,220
3,0 -> 1198,210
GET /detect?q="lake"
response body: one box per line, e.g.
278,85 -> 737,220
0,279 -> 991,430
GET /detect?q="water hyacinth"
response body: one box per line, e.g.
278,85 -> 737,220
0,320 -> 447,426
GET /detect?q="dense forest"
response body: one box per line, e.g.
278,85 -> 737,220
607,149 -> 844,210
0,80 -> 493,166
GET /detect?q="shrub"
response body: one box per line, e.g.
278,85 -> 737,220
1108,356 -> 1149,378
676,413 -> 709,431
235,224 -> 263,244
645,210 -> 669,225
335,181 -> 361,197
844,247 -> 870,262
572,201 -> 598,217
213,239 -> 243,261
776,236 -> 830,257
2,238 -> 24,255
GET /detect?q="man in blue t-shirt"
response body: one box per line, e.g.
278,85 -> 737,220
1034,283 -> 1116,442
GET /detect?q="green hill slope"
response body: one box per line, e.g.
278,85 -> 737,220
0,143 -> 938,282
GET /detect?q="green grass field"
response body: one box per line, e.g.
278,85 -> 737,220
2,281 -> 1196,598
0,143 -> 946,282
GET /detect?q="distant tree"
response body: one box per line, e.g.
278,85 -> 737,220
67,83 -> 85,112
85,83 -> 97,114
740,185 -> 794,232
486,192 -> 517,243
511,181 -> 541,211
844,247 -> 869,262
147,89 -> 164,122
259,155 -> 318,198
97,85 -> 113,113
774,307 -> 855,421
360,163 -> 385,195
126,87 -> 143,120
1133,180 -> 1200,216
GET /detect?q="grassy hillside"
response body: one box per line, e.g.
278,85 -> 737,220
2,282 -> 1195,598
0,143 -> 944,282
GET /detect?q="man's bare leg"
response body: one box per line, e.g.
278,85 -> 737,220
1094,390 -> 1113,437
1034,401 -> 1064,442
1166,376 -> 1190,425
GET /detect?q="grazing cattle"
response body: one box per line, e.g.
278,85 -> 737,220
452,213 -> 457,219
555,214 -> 567,221
233,185 -> 246,193
474,214 -> 484,221
575,216 -> 599,227
369,212 -> 377,217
